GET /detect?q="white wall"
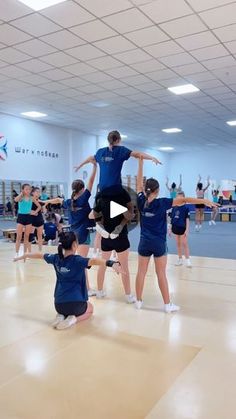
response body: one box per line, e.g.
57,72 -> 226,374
0,114 -> 69,183
168,149 -> 236,197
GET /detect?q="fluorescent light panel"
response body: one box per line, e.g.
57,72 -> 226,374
21,111 -> 48,118
121,134 -> 127,139
162,128 -> 182,133
168,84 -> 199,95
226,120 -> 236,126
17,0 -> 67,11
159,147 -> 174,151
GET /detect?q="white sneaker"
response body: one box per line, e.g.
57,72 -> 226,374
209,220 -> 212,226
125,294 -> 136,304
164,302 -> 180,313
135,300 -> 143,310
88,288 -> 97,297
212,220 -> 216,225
96,290 -> 106,299
95,224 -> 110,239
48,240 -> 52,245
51,314 -> 65,328
185,259 -> 192,268
175,258 -> 183,266
195,225 -> 199,231
56,315 -> 77,330
199,224 -> 202,229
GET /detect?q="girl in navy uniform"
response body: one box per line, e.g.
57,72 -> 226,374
135,158 -> 217,312
46,163 -> 97,297
170,192 -> 191,267
14,232 -> 122,330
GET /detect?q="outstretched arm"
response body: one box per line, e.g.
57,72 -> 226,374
42,197 -> 63,207
131,150 -> 161,165
203,176 -> 210,192
74,156 -> 96,172
88,258 -> 123,275
173,196 -> 218,208
14,192 -> 23,203
178,174 -> 182,190
166,176 -> 171,191
137,157 -> 144,194
14,252 -> 44,262
87,162 -> 97,192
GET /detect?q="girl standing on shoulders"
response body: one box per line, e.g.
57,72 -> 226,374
135,159 -> 217,312
195,175 -> 210,231
14,232 -> 122,330
14,184 -> 41,257
166,174 -> 182,198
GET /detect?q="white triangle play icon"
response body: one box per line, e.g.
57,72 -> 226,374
110,201 -> 127,219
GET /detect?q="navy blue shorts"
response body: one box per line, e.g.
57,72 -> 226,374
138,238 -> 167,258
55,301 -> 87,317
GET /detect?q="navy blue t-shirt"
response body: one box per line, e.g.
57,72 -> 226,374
171,205 -> 190,228
95,145 -> 132,191
64,189 -> 94,243
138,192 -> 173,242
44,254 -> 90,303
44,222 -> 57,239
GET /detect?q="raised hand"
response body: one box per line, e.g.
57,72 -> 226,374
152,157 -> 162,165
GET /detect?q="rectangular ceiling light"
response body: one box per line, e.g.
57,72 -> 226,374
17,0 -> 67,11
168,84 -> 199,95
159,147 -> 174,151
226,120 -> 236,126
121,134 -> 127,139
21,111 -> 47,118
162,128 -> 182,133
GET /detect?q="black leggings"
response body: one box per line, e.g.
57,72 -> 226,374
55,301 -> 87,317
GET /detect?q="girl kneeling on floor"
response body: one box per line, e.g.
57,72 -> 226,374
14,231 -> 122,330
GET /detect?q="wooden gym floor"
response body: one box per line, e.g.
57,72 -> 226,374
0,242 -> 236,419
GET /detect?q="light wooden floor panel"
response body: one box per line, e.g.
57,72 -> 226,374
0,242 -> 236,419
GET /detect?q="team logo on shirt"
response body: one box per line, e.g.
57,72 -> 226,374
102,156 -> 114,162
142,211 -> 155,217
174,210 -> 180,219
60,267 -> 71,273
0,134 -> 7,161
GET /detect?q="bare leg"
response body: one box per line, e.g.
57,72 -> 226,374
182,235 -> 190,259
117,249 -> 131,295
97,250 -> 112,291
154,255 -> 170,304
200,208 -> 204,225
135,255 -> 150,301
175,235 -> 182,258
37,225 -> 44,251
77,302 -> 93,322
93,232 -> 101,254
24,224 -> 32,253
15,224 -> 24,253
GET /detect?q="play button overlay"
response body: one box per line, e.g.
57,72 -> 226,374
110,201 -> 127,218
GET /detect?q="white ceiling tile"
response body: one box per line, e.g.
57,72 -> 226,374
0,23 -> 32,45
203,55 -> 236,70
40,52 -> 78,67
0,60 -> 8,68
41,68 -> 72,81
196,79 -> 224,90
140,0 -> 192,24
176,31 -> 219,51
0,43 -> 6,49
41,1 -> 94,28
147,68 -> 177,81
191,44 -> 229,61
0,0 -> 32,21
14,39 -> 57,57
160,14 -> 207,38
17,59 -> 54,73
98,80 -> 127,89
130,59 -> 165,73
81,71 -> 114,83
125,25 -> 169,48
0,47 -> 31,64
60,77 -> 89,88
144,40 -> 184,58
187,0 -> 236,12
174,62 -> 206,76
40,81 -> 68,91
66,44 -> 105,60
11,13 -> 61,37
74,0 -> 132,18
88,56 -> 122,70
113,49 -> 152,65
0,65 -> 31,78
40,30 -> 85,49
103,8 -> 152,33
121,74 -> 152,85
225,41 -> 236,54
158,77 -> 188,88
63,62 -> 97,76
20,74 -> 51,85
77,84 -> 104,94
137,81 -> 162,92
200,4 -> 236,29
69,20 -> 117,42
105,66 -> 139,79
211,65 -> 236,83
94,36 -> 135,54
159,52 -> 196,67
187,71 -> 216,82
213,24 -> 236,43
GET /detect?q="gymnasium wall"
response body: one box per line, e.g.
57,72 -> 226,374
168,149 -> 236,197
